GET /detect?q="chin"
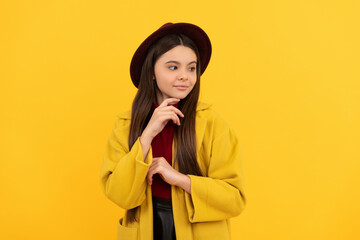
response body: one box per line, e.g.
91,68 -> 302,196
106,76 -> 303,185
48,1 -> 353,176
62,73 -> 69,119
175,94 -> 189,100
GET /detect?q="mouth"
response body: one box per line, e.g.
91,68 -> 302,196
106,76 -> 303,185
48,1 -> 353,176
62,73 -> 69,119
173,85 -> 189,90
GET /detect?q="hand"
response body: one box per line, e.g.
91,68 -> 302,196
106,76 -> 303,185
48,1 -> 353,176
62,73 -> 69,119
142,98 -> 184,140
147,157 -> 191,194
147,157 -> 182,186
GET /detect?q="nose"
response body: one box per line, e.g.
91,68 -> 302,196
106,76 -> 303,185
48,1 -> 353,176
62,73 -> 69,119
178,68 -> 188,81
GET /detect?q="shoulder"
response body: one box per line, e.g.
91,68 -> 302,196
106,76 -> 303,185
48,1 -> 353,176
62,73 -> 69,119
196,101 -> 235,137
114,110 -> 131,126
196,101 -> 229,125
116,110 -> 131,120
108,110 -> 131,134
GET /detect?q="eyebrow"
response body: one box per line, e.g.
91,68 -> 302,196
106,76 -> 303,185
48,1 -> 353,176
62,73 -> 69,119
165,60 -> 197,65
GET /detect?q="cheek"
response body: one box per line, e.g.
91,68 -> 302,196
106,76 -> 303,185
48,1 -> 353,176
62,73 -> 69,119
190,75 -> 197,86
155,75 -> 171,90
153,64 -> 164,79
157,71 -> 169,80
155,67 -> 170,80
153,66 -> 160,79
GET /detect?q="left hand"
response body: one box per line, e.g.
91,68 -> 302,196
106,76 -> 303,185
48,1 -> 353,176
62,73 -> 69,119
147,157 -> 183,186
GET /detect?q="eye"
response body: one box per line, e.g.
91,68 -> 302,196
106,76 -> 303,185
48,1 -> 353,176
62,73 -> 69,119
189,66 -> 196,72
169,66 -> 177,70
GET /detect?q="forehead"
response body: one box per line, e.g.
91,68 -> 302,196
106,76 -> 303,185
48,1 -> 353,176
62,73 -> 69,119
158,45 -> 197,62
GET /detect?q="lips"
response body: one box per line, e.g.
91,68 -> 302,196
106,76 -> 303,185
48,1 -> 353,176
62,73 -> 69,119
174,85 -> 189,90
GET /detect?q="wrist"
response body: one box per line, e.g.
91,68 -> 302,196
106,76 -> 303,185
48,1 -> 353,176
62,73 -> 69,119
140,129 -> 153,145
176,174 -> 191,194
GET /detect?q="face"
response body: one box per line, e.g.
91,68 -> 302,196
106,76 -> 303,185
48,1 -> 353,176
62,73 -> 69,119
154,45 -> 197,104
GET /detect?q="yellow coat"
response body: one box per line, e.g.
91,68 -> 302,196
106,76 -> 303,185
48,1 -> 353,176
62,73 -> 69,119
100,102 -> 246,240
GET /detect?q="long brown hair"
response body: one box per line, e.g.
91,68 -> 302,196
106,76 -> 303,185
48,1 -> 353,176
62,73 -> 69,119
126,34 -> 203,223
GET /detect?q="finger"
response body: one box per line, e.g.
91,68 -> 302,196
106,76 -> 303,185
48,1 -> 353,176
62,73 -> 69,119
173,107 -> 184,118
147,160 -> 160,184
159,98 -> 180,107
167,113 -> 181,126
147,163 -> 154,184
158,112 -> 181,126
159,106 -> 184,118
147,171 -> 154,185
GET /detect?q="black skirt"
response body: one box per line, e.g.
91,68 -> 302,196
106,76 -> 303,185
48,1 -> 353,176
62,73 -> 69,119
152,196 -> 176,240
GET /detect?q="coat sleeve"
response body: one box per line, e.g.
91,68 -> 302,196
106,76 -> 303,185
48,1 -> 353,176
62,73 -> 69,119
184,124 -> 246,223
99,117 -> 153,209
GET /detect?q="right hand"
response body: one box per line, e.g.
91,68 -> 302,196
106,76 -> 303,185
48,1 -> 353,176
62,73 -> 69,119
142,98 -> 184,140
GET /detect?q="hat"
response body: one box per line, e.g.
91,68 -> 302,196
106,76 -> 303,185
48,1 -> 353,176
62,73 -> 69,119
130,22 -> 212,88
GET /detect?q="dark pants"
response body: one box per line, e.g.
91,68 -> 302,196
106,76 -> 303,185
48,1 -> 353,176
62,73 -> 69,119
152,197 -> 176,240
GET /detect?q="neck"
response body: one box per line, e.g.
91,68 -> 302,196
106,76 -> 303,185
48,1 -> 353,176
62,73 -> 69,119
155,90 -> 170,105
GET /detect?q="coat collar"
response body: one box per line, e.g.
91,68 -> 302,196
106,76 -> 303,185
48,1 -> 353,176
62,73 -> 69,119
117,101 -> 211,120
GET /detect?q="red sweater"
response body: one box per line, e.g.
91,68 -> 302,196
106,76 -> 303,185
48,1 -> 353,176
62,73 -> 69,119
150,103 -> 177,199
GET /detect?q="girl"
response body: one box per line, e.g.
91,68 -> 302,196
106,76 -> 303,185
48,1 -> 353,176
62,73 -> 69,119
100,22 -> 246,240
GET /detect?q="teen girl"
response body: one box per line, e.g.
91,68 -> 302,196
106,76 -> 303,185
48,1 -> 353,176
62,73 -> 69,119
100,22 -> 246,240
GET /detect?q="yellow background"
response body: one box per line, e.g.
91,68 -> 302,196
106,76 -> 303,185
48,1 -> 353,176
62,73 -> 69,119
1,0 -> 359,239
